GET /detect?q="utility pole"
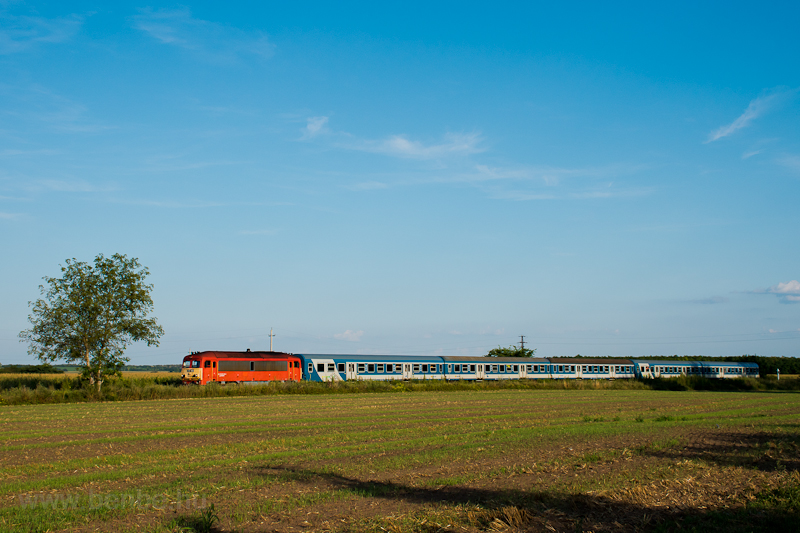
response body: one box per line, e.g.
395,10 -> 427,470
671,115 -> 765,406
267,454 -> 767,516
269,328 -> 275,351
519,335 -> 525,351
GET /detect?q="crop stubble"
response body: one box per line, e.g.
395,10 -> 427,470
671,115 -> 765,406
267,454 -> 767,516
1,389 -> 798,532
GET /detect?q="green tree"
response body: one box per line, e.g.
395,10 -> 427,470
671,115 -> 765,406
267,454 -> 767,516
486,345 -> 536,358
19,253 -> 164,391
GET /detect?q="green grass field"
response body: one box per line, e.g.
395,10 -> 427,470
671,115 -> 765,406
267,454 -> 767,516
1,389 -> 799,532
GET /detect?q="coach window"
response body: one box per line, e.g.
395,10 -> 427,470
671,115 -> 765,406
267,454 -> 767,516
212,361 -> 216,368
327,363 -> 335,372
377,364 -> 384,372
421,364 -> 427,372
358,364 -> 365,373
367,364 -> 375,373
470,365 -> 476,372
413,364 -> 420,373
338,363 -> 345,372
317,363 -> 325,372
204,361 -> 211,368
308,363 -> 313,373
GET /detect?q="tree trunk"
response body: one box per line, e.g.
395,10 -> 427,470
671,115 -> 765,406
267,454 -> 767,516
84,349 -> 95,385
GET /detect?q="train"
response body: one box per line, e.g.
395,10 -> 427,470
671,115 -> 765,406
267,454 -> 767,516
180,350 -> 760,385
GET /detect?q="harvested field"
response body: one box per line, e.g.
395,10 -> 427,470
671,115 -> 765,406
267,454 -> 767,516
1,389 -> 798,532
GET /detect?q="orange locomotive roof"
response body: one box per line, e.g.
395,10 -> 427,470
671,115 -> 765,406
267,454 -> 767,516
187,351 -> 296,359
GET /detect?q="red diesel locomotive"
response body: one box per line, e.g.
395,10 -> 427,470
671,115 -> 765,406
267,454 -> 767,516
181,350 -> 302,385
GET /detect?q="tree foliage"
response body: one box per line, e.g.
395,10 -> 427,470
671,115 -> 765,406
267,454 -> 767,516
486,345 -> 536,358
19,253 -> 164,391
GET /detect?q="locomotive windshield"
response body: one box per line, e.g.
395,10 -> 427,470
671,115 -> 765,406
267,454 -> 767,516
183,360 -> 200,368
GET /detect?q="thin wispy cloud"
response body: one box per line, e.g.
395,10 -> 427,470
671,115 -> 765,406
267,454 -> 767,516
753,280 -> 800,303
301,116 -> 329,139
1,84 -> 111,133
132,8 -> 275,64
706,87 -> 796,143
470,163 -> 645,186
336,160 -> 649,201
0,13 -> 83,54
778,155 -> 800,173
334,330 -> 364,341
353,132 -> 483,160
299,115 -> 483,160
0,212 -> 21,220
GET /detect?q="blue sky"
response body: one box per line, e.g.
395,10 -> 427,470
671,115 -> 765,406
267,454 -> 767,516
2,1 -> 799,364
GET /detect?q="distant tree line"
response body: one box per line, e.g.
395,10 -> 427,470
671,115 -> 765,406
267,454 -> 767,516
0,364 -> 64,374
121,365 -> 181,372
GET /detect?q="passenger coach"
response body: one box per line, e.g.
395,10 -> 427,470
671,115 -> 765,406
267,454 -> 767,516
549,358 -> 636,380
632,360 -> 759,379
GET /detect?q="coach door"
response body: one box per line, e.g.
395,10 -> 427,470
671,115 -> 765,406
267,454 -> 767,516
476,364 -> 486,380
403,364 -> 412,380
346,363 -> 357,380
